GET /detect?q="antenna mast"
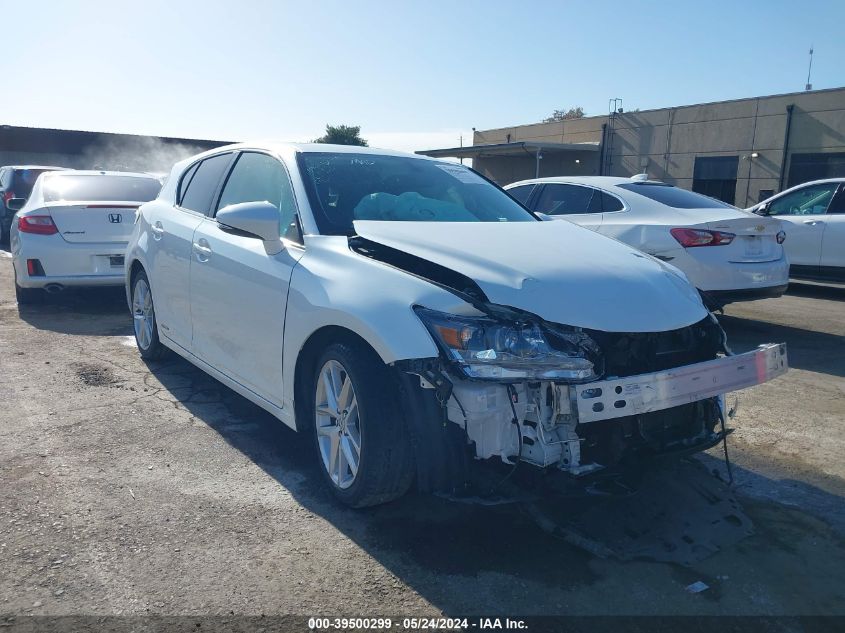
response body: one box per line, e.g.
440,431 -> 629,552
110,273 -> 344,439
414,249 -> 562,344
805,46 -> 814,91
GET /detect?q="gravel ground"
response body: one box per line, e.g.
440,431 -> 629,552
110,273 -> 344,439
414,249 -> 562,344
1,249 -> 844,618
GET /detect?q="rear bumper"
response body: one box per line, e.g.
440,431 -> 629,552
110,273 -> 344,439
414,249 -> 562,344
13,234 -> 128,288
700,283 -> 789,307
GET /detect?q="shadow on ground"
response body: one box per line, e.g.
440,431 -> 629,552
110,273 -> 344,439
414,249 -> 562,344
13,287 -> 131,336
718,313 -> 845,378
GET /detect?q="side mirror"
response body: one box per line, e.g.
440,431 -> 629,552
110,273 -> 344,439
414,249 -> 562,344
6,198 -> 26,212
753,202 -> 770,216
217,200 -> 281,239
217,201 -> 284,255
534,212 -> 555,222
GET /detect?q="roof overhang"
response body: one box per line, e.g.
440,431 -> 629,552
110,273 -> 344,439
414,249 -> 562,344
416,141 -> 600,159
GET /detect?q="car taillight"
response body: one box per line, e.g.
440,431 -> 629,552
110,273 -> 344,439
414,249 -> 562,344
670,227 -> 735,247
17,215 -> 58,235
776,230 -> 786,244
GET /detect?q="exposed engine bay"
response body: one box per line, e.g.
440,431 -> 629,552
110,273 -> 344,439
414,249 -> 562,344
401,317 -> 787,478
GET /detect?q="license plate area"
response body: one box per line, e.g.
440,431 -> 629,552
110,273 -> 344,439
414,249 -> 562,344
575,343 -> 788,423
744,236 -> 764,257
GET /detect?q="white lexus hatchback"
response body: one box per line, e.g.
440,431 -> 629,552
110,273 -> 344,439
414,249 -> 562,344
126,144 -> 786,507
11,170 -> 161,304
506,177 -> 789,309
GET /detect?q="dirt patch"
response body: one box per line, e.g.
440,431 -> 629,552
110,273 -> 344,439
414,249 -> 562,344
73,362 -> 121,388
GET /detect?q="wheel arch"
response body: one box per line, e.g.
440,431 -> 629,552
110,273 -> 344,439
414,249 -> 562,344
292,325 -> 382,434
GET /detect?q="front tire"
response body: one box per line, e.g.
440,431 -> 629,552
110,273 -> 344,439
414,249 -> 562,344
131,270 -> 166,360
310,341 -> 414,507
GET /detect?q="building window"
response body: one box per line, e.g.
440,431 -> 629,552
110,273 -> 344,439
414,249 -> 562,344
692,156 -> 739,205
758,189 -> 774,203
787,152 -> 845,188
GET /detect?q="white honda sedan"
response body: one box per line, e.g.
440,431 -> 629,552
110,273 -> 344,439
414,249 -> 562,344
746,178 -> 845,283
10,170 -> 162,304
506,177 -> 789,309
126,144 -> 786,507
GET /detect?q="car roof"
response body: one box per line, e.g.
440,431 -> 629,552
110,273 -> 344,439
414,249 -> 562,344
43,170 -> 159,178
506,176 -> 664,189
190,141 -> 444,162
2,165 -> 70,171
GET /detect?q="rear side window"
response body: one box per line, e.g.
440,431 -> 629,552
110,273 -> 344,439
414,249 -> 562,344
216,152 -> 301,242
616,182 -> 733,209
598,191 -> 624,212
43,175 -> 161,203
534,184 -> 598,215
507,185 -> 534,205
179,153 -> 233,215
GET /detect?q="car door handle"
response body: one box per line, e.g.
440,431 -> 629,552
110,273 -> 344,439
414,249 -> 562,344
193,240 -> 212,262
803,220 -> 825,226
151,221 -> 165,239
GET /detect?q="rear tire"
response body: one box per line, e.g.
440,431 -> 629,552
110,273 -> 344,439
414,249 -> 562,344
15,279 -> 44,305
131,269 -> 166,360
309,341 -> 414,507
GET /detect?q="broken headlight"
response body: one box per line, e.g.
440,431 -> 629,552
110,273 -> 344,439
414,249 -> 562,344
414,307 -> 598,381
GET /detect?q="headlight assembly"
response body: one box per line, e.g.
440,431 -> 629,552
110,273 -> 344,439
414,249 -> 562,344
414,306 -> 599,382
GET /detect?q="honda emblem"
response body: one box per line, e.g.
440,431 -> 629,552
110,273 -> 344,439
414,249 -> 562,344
108,213 -> 122,224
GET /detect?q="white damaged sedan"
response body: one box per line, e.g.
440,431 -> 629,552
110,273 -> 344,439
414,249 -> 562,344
126,143 -> 787,507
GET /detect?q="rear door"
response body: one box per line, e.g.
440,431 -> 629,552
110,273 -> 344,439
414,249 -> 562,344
765,181 -> 838,274
530,183 -> 604,230
148,153 -> 235,351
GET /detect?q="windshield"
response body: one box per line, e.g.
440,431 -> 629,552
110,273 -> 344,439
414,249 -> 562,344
616,182 -> 734,209
297,152 -> 537,235
43,175 -> 162,203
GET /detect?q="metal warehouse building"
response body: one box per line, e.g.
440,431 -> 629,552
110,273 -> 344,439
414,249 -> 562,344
420,86 -> 845,208
0,125 -> 227,174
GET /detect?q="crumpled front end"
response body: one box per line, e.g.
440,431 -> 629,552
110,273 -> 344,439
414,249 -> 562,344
400,311 -> 788,479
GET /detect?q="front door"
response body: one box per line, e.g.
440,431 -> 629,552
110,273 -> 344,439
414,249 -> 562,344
189,151 -> 304,406
766,181 -> 838,275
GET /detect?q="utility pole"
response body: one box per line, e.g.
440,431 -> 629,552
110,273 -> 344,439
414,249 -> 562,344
459,135 -> 463,164
805,46 -> 814,91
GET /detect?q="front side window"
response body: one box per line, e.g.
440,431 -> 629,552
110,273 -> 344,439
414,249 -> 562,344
179,153 -> 233,215
42,175 -> 161,203
767,183 -> 838,216
216,152 -> 300,242
297,152 -> 537,235
616,182 -> 734,209
534,184 -> 597,215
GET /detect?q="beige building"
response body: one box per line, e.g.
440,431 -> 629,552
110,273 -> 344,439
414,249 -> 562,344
420,87 -> 845,208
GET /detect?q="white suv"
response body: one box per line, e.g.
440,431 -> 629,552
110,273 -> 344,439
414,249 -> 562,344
126,143 -> 787,507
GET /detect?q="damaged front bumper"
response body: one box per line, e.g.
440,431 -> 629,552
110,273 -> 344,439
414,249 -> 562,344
436,343 -> 788,477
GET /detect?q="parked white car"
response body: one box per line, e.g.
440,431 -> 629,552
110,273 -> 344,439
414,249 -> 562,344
126,144 -> 787,507
747,178 -> 845,283
10,170 -> 162,304
506,176 -> 789,309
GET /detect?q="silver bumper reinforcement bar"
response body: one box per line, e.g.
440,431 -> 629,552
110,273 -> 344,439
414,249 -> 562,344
575,343 -> 788,423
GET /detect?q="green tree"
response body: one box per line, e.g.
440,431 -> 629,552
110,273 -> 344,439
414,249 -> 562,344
313,124 -> 368,146
542,107 -> 585,123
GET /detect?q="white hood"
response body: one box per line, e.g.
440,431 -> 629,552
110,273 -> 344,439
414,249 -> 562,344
353,220 -> 709,333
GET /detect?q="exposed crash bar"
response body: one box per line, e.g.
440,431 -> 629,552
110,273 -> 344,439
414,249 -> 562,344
575,343 -> 788,423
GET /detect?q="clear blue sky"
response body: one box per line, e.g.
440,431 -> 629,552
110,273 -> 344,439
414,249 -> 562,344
5,0 -> 844,152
